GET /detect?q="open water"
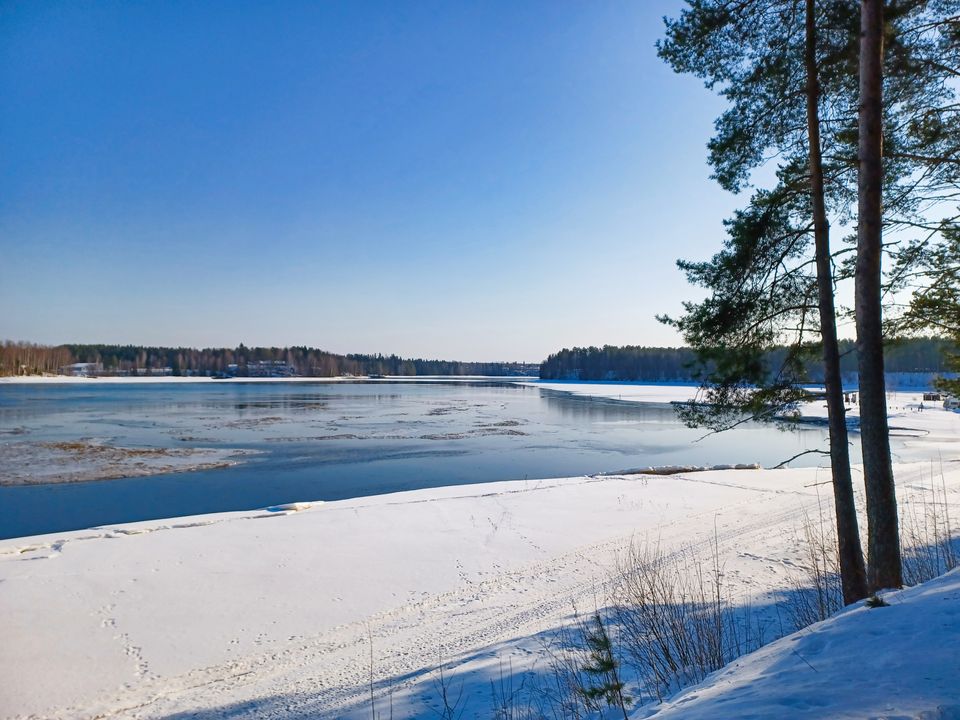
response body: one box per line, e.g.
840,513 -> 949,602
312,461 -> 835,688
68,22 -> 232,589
0,380 -> 837,538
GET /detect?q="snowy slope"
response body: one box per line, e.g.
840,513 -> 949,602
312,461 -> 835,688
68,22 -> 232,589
639,569 -> 960,720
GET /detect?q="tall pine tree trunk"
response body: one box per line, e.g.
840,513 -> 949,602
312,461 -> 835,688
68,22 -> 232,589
805,0 -> 868,605
856,0 -> 902,591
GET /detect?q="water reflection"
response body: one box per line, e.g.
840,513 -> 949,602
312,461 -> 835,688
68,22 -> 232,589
540,389 -> 680,423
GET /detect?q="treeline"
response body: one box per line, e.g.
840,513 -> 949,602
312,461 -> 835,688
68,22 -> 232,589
0,342 -> 74,376
5,338 -> 951,380
0,341 -> 538,377
540,346 -> 698,382
539,337 -> 957,382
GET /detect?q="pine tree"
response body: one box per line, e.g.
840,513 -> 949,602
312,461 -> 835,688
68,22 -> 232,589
856,0 -> 903,591
659,0 -> 870,602
577,612 -> 631,720
660,0 -> 959,596
896,228 -> 960,395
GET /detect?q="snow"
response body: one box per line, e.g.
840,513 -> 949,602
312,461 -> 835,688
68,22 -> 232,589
1,386 -> 958,719
638,569 -> 960,720
524,380 -> 700,405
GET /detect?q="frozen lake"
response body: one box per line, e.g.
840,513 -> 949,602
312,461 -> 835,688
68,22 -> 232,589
0,379 -> 835,538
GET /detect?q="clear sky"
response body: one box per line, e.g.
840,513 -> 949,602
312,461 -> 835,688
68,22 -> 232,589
0,0 -> 743,362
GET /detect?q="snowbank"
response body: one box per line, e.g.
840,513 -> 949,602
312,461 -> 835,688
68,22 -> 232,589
525,380 -> 700,405
640,569 -> 960,719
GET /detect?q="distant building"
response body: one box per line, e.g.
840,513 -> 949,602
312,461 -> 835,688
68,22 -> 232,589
247,360 -> 297,377
223,361 -> 297,378
132,367 -> 173,376
59,362 -> 103,377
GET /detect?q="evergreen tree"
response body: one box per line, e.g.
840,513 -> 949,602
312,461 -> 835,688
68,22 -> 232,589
660,0 -> 870,602
806,0 -> 870,600
660,0 -> 959,595
897,227 -> 960,395
577,612 -> 631,720
856,0 -> 902,590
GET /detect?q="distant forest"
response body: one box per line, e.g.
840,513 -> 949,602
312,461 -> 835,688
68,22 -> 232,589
3,338 -> 953,381
539,337 -> 958,382
0,342 -> 539,378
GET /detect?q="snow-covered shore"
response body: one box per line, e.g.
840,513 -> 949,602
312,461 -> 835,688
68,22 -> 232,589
640,566 -> 960,719
1,389 -> 958,719
522,380 -> 701,405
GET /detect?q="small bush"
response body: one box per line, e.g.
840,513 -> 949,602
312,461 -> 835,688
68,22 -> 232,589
783,507 -> 844,630
611,537 -> 764,703
900,463 -> 958,585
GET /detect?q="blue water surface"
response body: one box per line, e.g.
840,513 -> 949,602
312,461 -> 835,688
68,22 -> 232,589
0,380 -> 835,538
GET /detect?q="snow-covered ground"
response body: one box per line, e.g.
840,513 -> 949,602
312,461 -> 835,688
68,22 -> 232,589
1,388 -> 958,719
641,568 -> 960,720
522,380 -> 700,405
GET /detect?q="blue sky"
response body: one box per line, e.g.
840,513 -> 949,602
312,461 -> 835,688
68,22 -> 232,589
0,1 -> 741,361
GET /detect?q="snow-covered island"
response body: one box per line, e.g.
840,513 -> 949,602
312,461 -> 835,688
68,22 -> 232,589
1,385 -> 958,719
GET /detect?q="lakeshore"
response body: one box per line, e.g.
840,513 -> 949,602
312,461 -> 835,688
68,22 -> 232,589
1,387 -> 958,719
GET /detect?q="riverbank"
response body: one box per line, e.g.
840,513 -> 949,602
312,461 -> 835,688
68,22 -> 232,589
2,441 -> 958,717
1,389 -> 957,719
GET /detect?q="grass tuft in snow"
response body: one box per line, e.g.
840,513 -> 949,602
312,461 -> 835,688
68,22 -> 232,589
610,535 -> 768,705
900,459 -> 959,585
